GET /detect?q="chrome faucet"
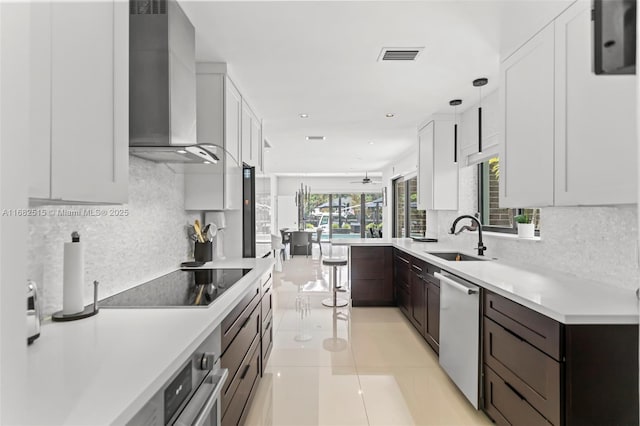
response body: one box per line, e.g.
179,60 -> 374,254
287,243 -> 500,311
450,214 -> 486,256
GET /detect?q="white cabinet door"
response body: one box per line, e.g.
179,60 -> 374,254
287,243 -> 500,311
241,99 -> 252,166
30,1 -> 128,204
224,78 -> 243,210
459,90 -> 501,164
554,1 -> 636,205
499,23 -> 555,208
418,119 -> 458,211
251,117 -> 262,172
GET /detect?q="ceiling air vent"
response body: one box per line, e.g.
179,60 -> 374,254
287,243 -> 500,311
378,47 -> 424,62
306,136 -> 326,141
131,0 -> 167,15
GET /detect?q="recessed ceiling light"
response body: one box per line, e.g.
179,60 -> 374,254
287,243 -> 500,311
306,136 -> 325,141
177,150 -> 187,154
385,113 -> 395,118
299,113 -> 309,118
203,161 -> 211,165
369,141 -> 375,145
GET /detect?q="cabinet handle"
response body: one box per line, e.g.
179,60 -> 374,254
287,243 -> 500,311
240,315 -> 251,329
397,257 -> 409,264
240,364 -> 251,380
478,106 -> 483,153
412,265 -> 423,272
501,325 -> 525,343
454,122 -> 458,163
504,380 -> 526,401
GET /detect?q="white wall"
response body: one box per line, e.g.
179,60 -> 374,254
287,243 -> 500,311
0,2 -> 29,422
27,156 -> 201,316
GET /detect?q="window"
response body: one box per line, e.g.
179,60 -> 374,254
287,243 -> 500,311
478,157 -> 540,234
393,176 -> 426,237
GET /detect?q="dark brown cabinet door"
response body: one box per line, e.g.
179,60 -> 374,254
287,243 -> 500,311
425,277 -> 439,353
409,265 -> 426,336
351,246 -> 393,306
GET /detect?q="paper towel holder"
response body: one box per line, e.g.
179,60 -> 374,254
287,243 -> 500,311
52,280 -> 100,322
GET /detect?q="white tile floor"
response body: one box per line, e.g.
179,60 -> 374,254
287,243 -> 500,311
244,245 -> 492,426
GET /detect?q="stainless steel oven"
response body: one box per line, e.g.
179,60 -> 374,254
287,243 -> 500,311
127,327 -> 228,426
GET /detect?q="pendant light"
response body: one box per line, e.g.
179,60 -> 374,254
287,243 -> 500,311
449,99 -> 462,164
473,77 -> 488,153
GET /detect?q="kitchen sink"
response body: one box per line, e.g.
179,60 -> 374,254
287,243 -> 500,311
426,252 -> 488,261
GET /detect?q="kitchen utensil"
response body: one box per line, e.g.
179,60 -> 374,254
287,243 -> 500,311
194,219 -> 205,243
202,224 -> 211,241
207,223 -> 217,242
194,284 -> 205,305
27,280 -> 41,344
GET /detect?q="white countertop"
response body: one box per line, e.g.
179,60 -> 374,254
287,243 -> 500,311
25,257 -> 274,426
332,238 -> 638,325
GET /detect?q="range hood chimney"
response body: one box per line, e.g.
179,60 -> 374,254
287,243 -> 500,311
129,0 -> 215,164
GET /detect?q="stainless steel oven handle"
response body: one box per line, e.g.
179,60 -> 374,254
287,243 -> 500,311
174,368 -> 229,426
435,272 -> 478,295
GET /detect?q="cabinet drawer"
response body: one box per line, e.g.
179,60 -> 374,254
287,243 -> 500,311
484,318 -> 560,425
484,290 -> 561,360
221,280 -> 260,353
394,255 -> 410,283
222,339 -> 261,426
351,246 -> 385,259
261,271 -> 272,293
261,287 -> 272,331
261,316 -> 273,372
221,304 -> 260,401
484,366 -> 552,426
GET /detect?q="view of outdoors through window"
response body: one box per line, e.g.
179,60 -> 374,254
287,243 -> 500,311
480,157 -> 540,232
393,177 -> 426,237
407,177 -> 426,237
394,179 -> 405,237
300,192 -> 383,240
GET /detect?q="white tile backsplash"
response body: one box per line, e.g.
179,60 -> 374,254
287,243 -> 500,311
28,156 -> 201,316
434,164 -> 640,290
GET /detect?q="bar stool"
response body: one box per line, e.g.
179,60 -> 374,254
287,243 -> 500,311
322,257 -> 348,307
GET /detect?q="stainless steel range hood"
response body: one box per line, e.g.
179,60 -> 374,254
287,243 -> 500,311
129,0 -> 212,164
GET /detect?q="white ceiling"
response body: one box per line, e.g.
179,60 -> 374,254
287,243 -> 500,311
180,1 -> 570,177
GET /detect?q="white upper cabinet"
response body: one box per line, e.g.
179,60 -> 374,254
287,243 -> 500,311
29,1 -> 128,204
499,1 -> 636,208
499,23 -> 556,208
241,100 -> 263,171
459,90 -> 501,165
417,117 -> 459,211
187,65 -> 242,210
553,1 -> 636,205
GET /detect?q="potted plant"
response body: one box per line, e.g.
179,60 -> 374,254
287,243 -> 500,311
514,214 -> 535,239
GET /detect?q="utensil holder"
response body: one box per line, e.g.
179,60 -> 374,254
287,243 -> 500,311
194,241 -> 213,262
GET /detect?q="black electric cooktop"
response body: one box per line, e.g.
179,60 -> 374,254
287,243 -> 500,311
100,268 -> 252,308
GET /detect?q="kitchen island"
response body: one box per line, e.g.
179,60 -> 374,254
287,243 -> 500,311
331,238 -> 638,324
333,238 -> 638,425
25,257 -> 273,425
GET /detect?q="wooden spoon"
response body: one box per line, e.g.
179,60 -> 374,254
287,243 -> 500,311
194,219 -> 205,243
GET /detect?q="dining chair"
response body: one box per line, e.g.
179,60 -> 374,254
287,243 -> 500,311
290,231 -> 311,258
280,229 -> 291,256
311,228 -> 323,255
271,234 -> 285,271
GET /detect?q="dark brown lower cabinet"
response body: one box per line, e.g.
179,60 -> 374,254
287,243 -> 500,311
424,275 -> 440,354
350,246 -> 394,306
482,290 -> 638,426
220,268 -> 274,426
409,263 -> 426,334
392,250 -> 440,355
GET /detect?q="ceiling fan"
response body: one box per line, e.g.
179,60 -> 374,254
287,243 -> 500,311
350,172 -> 381,185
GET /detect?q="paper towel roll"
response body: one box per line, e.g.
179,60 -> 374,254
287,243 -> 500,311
63,241 -> 84,315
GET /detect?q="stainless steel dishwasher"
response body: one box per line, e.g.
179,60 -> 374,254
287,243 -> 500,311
435,271 -> 480,409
